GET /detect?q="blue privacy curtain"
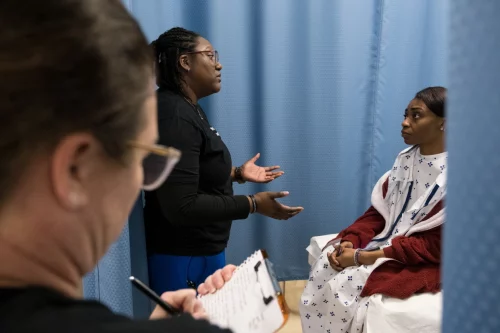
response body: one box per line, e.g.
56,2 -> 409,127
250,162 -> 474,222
84,0 -> 447,317
443,0 -> 500,332
83,196 -> 152,318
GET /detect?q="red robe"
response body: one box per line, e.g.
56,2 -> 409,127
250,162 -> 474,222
333,178 -> 443,299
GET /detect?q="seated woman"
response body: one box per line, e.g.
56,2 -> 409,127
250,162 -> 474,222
300,86 -> 447,333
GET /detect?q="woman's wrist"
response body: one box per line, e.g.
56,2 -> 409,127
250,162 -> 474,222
358,249 -> 385,266
247,195 -> 257,214
231,167 -> 236,182
246,196 -> 253,213
233,166 -> 245,184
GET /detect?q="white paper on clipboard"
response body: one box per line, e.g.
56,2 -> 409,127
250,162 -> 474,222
199,250 -> 289,333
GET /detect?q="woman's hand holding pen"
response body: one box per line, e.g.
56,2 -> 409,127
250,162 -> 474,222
149,289 -> 206,320
149,265 -> 237,320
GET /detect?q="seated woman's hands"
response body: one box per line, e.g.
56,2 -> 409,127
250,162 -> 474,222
327,243 -> 386,271
331,248 -> 357,270
327,241 -> 354,271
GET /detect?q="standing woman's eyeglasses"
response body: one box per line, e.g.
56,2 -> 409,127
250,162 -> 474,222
184,50 -> 219,64
128,141 -> 181,191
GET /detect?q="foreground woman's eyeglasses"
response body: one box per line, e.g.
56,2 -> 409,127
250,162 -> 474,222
128,141 -> 181,191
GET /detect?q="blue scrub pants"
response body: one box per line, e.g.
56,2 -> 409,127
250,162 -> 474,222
148,251 -> 226,295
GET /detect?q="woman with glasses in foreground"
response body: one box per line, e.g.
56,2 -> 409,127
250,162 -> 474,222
0,1 -> 233,332
145,27 -> 304,295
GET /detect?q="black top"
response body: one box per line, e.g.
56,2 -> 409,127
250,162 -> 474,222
144,90 -> 250,256
0,287 -> 231,333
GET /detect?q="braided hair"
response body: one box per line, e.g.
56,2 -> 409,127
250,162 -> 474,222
151,27 -> 200,97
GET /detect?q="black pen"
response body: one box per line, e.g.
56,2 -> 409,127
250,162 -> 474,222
129,276 -> 182,316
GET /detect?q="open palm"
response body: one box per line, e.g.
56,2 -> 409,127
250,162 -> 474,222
241,153 -> 284,183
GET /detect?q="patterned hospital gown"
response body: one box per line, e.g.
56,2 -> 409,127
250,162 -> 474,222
300,148 -> 447,333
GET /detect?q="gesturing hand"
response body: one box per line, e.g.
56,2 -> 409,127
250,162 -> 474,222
254,191 -> 304,220
241,153 -> 284,183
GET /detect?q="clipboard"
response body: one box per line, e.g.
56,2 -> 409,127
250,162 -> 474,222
198,250 -> 290,333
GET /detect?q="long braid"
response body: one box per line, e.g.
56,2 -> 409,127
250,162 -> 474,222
151,27 -> 199,97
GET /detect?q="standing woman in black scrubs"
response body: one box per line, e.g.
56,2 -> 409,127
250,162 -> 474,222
144,27 -> 304,295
